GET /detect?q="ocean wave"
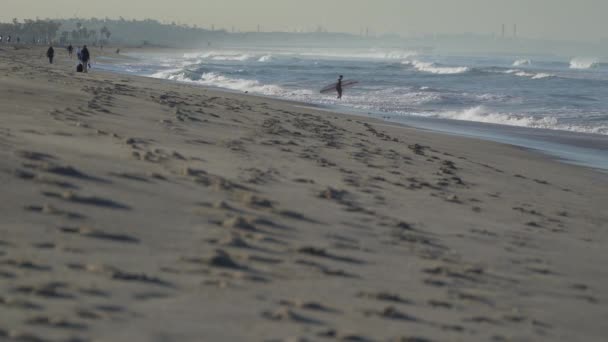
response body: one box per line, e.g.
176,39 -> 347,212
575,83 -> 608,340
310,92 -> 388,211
192,72 -> 284,94
530,73 -> 554,80
504,69 -> 555,79
299,50 -> 418,61
513,59 -> 531,67
258,55 -> 274,62
416,106 -> 607,135
570,57 -> 600,69
150,68 -> 187,79
186,51 -> 255,62
431,106 -> 557,128
404,60 -> 471,75
151,69 -> 285,95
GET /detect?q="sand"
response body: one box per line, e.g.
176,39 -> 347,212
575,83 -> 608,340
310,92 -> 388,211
1,45 -> 608,342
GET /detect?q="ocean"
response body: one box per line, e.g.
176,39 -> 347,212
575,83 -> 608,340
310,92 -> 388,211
96,47 -> 608,170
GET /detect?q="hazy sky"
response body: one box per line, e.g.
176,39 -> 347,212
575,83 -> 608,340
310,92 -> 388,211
3,0 -> 607,41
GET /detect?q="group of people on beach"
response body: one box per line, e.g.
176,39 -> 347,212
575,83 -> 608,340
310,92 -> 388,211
0,35 -> 19,44
46,44 -> 91,73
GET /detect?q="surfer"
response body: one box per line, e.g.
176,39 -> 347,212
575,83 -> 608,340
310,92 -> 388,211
336,75 -> 343,99
320,77 -> 357,96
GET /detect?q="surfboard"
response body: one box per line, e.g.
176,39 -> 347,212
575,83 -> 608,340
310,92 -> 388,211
320,80 -> 359,94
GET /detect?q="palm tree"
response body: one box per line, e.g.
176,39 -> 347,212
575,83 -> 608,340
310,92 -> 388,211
103,26 -> 111,41
100,26 -> 111,45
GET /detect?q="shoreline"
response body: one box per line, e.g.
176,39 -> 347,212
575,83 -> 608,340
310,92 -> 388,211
93,49 -> 608,171
2,46 -> 608,341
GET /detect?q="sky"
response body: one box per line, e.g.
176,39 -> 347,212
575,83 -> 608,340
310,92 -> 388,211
3,0 -> 607,42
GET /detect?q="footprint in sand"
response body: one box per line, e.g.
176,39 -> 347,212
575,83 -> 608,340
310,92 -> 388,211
42,191 -> 131,210
26,316 -> 87,331
59,226 -> 139,244
357,291 -> 413,305
261,307 -> 324,325
297,246 -> 364,264
25,204 -> 86,220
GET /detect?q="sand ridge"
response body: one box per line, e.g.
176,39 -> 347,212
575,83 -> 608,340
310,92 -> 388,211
1,46 -> 608,341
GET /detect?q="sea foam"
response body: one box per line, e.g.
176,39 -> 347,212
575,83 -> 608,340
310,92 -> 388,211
422,106 -> 607,135
513,59 -> 531,67
407,60 -> 470,75
570,57 -> 600,69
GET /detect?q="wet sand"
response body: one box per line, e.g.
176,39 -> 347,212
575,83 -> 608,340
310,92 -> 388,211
1,45 -> 608,342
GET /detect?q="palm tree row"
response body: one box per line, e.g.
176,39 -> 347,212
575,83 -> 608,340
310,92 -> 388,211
0,18 -> 62,44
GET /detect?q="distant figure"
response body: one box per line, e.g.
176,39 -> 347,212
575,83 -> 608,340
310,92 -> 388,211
76,47 -> 82,62
7,35 -> 11,43
67,44 -> 73,58
46,45 -> 55,64
116,48 -> 120,54
16,37 -> 20,44
81,45 -> 90,73
0,35 -> 3,43
336,75 -> 344,99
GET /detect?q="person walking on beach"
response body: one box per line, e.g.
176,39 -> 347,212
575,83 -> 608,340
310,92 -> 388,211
336,75 -> 344,99
67,44 -> 73,59
46,45 -> 55,64
81,45 -> 90,73
76,47 -> 82,62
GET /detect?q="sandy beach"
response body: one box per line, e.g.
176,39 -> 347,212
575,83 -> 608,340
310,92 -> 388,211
1,45 -> 608,342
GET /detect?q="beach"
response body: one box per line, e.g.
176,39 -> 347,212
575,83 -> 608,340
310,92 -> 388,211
1,46 -> 608,341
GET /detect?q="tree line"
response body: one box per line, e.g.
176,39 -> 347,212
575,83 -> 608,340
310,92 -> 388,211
0,18 -> 111,46
0,19 -> 62,44
1,17 -> 381,48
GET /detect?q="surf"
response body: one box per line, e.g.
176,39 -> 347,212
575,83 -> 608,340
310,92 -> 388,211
404,60 -> 471,75
570,57 -> 600,70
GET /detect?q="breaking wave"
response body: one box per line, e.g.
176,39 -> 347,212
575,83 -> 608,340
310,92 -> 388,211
504,69 -> 555,79
151,70 -> 284,95
416,106 -> 607,135
258,55 -> 274,62
404,60 -> 471,75
186,51 -> 255,62
513,59 -> 531,67
570,57 -> 600,69
299,50 -> 418,60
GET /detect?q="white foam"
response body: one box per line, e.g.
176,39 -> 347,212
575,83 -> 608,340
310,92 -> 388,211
410,60 -> 470,75
150,68 -> 186,79
531,73 -> 554,80
298,50 -> 418,60
431,106 -> 557,128
151,69 -> 288,95
186,51 -> 254,62
504,69 -> 554,79
211,54 -> 253,62
570,57 -> 600,69
513,59 -> 531,67
415,106 -> 607,135
258,55 -> 274,62
195,72 -> 283,94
